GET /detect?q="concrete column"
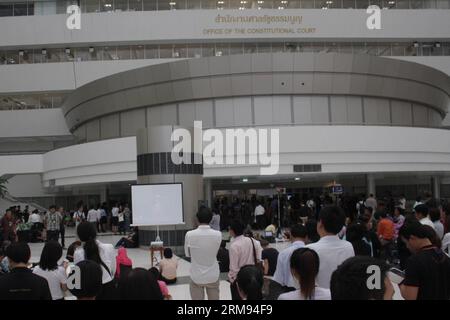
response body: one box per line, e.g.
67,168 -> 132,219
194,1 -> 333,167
432,175 -> 441,199
136,126 -> 204,249
99,186 -> 108,204
367,174 -> 376,197
204,179 -> 212,209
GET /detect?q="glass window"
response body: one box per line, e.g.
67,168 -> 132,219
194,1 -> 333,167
256,0 -> 273,8
366,43 -> 379,55
353,43 -> 367,54
326,42 -> 339,53
257,43 -> 272,53
244,43 -> 257,54
356,0 -> 370,7
115,0 -> 129,11
339,43 -> 353,54
187,44 -> 202,58
158,0 -> 171,9
173,44 -> 187,58
6,51 -> 19,64
102,47 -> 116,60
287,0 -> 301,7
343,0 -> 355,7
423,0 -> 436,7
201,0 -> 216,8
84,0 -> 100,12
131,45 -> 145,59
215,44 -> 229,56
187,0 -> 202,8
391,43 -> 406,56
0,4 -> 13,16
143,0 -> 157,9
52,95 -> 66,108
437,0 -> 449,7
230,43 -> 244,55
18,49 -> 32,64
378,43 -> 392,56
40,95 -> 53,109
443,43 -> 450,56
75,47 -> 91,61
404,44 -> 415,56
145,45 -> 159,58
13,3 -> 28,16
396,0 -> 410,8
285,42 -> 299,52
229,0 -> 242,8
129,0 -> 144,10
410,0 -> 423,8
159,45 -> 173,58
100,0 -> 114,11
117,46 -> 131,59
271,42 -> 284,52
430,44 -> 443,56
202,44 -> 215,57
300,0 -> 314,7
27,2 -> 34,15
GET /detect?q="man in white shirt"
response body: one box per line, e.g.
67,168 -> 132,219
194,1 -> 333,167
185,207 -> 222,300
273,223 -> 308,289
28,210 -> 41,224
306,206 -> 355,289
254,202 -> 265,230
87,206 -> 98,229
414,204 -> 435,230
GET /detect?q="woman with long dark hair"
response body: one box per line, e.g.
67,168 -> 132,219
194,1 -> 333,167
236,265 -> 264,300
33,241 -> 68,300
278,248 -> 331,300
120,268 -> 164,300
74,221 -> 117,300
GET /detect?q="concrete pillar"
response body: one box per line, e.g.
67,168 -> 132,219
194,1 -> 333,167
432,175 -> 441,199
136,126 -> 204,249
99,186 -> 108,204
204,179 -> 212,209
367,174 -> 376,197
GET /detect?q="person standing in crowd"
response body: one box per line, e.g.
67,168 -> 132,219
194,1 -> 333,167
185,207 -> 222,300
398,194 -> 407,210
330,256 -> 394,300
95,204 -> 102,233
111,203 -> 119,235
68,260 -> 103,300
399,221 -> 450,300
228,219 -> 263,300
32,241 -> 68,300
57,207 -> 66,248
217,240 -> 230,273
0,209 -> 15,242
393,206 -> 406,240
44,205 -> 61,242
254,202 -> 265,230
345,222 -> 372,256
123,203 -> 131,233
87,205 -> 98,231
364,194 -> 377,211
74,222 -> 117,300
413,196 -> 423,209
98,203 -> 107,233
260,239 -> 278,276
28,209 -> 41,224
415,204 -> 435,229
0,242 -> 52,300
118,205 -> 125,235
430,207 -> 444,239
278,248 -> 331,300
120,268 -> 163,300
73,205 -> 85,231
306,206 -> 355,289
236,265 -> 264,300
159,248 -> 178,284
377,211 -> 395,262
273,223 -> 308,289
209,210 -> 221,231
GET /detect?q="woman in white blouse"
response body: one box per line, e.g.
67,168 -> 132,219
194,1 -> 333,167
74,222 -> 117,300
33,241 -> 68,300
278,248 -> 331,300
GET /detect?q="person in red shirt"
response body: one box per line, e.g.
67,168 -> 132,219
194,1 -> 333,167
377,211 -> 395,262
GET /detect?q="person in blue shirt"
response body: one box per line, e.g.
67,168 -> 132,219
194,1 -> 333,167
272,224 -> 308,289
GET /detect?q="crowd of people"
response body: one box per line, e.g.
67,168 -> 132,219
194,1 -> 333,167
1,191 -> 450,300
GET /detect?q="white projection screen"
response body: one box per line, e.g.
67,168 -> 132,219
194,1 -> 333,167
131,183 -> 184,226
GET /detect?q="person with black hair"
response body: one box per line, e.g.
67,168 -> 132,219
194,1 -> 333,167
32,241 -> 67,300
346,222 -> 371,256
184,206 -> 222,300
279,248 -> 330,300
229,219 -> 263,300
305,219 -> 320,243
69,260 -> 103,300
148,267 -> 171,299
273,223 -> 307,289
330,256 -> 394,300
217,240 -> 230,273
306,206 -> 354,289
358,214 -> 381,258
74,221 -> 117,300
236,265 -> 264,300
0,242 -> 51,300
414,204 -> 435,229
66,240 -> 82,262
429,207 -> 444,239
260,239 -> 278,276
399,220 -> 450,300
120,267 -> 163,300
159,248 -> 178,284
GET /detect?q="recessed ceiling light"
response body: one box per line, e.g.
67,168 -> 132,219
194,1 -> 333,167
242,178 -> 248,182
294,177 -> 300,181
